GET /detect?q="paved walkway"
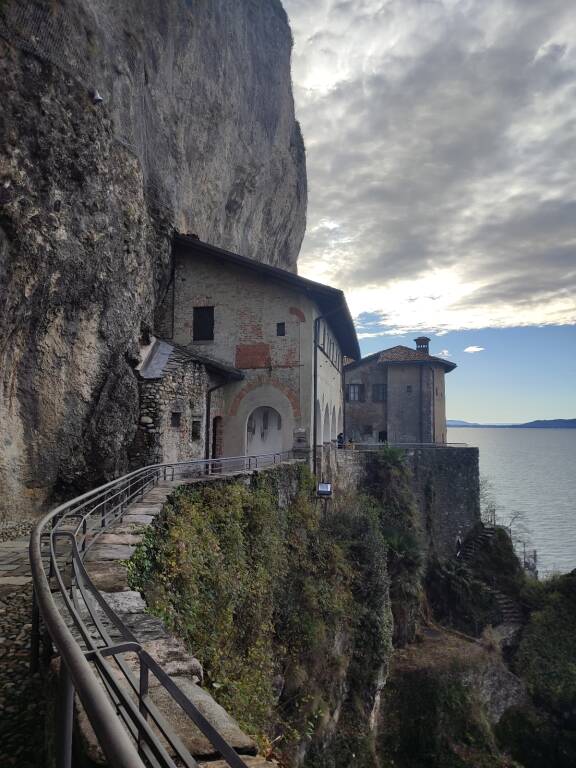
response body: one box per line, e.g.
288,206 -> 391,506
0,522 -> 45,767
0,471 -> 281,767
81,479 -> 263,764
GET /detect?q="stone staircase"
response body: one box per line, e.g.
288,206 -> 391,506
459,524 -> 523,627
461,523 -> 497,561
69,479 -> 277,767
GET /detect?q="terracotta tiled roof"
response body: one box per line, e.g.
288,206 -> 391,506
378,345 -> 456,370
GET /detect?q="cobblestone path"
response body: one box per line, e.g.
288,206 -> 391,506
0,522 -> 46,768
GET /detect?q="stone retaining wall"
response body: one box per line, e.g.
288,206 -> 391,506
334,447 -> 480,559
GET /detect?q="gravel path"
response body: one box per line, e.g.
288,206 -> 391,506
0,521 -> 47,767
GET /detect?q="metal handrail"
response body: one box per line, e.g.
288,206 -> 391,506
350,442 -> 469,449
30,451 -> 300,768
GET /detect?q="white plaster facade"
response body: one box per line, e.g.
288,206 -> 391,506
157,235 -> 359,460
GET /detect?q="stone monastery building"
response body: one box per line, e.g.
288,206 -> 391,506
344,337 -> 456,445
132,234 -> 359,465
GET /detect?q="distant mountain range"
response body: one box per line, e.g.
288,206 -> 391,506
447,419 -> 576,429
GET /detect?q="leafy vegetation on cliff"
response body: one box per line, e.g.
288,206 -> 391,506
129,464 -> 393,761
495,570 -> 576,768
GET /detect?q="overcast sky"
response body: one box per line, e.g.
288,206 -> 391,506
284,0 -> 576,339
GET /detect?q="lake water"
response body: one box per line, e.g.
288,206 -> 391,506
447,428 -> 576,575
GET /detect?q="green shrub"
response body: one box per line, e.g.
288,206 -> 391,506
129,465 -> 394,757
378,664 -> 500,768
513,571 -> 576,716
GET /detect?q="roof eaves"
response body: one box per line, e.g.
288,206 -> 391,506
174,233 -> 361,360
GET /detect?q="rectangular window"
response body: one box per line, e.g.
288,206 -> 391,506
191,420 -> 201,440
170,412 -> 181,428
372,383 -> 387,402
346,383 -> 365,402
378,430 -> 387,443
406,385 -> 413,394
193,306 -> 214,341
276,322 -> 286,337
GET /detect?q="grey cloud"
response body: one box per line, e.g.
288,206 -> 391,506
284,0 -> 576,323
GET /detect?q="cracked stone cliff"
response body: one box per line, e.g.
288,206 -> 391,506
0,0 -> 307,518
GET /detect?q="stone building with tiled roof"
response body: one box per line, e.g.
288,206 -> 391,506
344,337 -> 456,444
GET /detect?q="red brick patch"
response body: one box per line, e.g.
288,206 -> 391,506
289,306 -> 306,322
229,377 -> 301,418
235,343 -> 271,369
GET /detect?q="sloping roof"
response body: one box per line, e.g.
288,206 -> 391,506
346,345 -> 456,372
173,233 -> 361,360
139,339 -> 244,381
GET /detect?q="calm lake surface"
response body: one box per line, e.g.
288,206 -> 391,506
447,428 -> 576,575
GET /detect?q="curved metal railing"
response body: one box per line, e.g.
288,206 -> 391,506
30,451 -> 300,768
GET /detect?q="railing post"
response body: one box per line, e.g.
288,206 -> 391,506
138,656 -> 150,757
56,662 -> 74,768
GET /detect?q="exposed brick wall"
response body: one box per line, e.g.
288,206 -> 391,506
235,343 -> 271,369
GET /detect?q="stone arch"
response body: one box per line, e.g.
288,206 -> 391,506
227,383 -> 295,456
323,405 -> 330,445
315,400 -> 323,446
331,405 -> 337,440
246,406 -> 283,455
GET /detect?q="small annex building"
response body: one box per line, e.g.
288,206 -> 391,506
151,234 -> 360,462
344,337 -> 456,445
131,334 -> 243,467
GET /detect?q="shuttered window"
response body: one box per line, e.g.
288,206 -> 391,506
346,384 -> 365,402
372,383 -> 387,402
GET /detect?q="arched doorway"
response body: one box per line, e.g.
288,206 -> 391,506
246,406 -> 283,455
323,405 -> 330,444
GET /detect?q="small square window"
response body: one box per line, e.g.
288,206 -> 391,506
276,322 -> 286,337
191,420 -> 201,440
171,412 -> 181,428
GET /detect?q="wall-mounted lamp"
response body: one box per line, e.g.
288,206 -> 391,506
317,482 -> 332,499
90,88 -> 104,105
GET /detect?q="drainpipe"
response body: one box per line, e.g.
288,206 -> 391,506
205,381 -> 226,461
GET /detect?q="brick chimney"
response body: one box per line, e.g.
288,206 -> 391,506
414,336 -> 430,354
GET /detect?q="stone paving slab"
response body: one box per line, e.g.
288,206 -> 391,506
0,576 -> 32,586
84,544 -> 136,562
110,521 -> 150,536
200,759 -> 279,768
148,676 -> 257,759
97,533 -> 143,546
84,561 -> 130,592
121,514 -> 155,525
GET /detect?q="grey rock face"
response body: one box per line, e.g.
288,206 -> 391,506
0,1 -> 306,518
